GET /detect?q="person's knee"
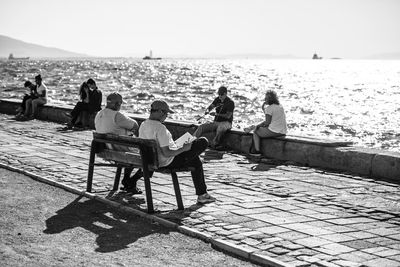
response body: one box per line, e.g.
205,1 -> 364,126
196,137 -> 209,150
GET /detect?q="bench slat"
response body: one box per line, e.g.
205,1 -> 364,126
98,149 -> 142,165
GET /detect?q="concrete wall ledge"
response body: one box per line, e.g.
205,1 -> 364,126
1,98 -> 399,182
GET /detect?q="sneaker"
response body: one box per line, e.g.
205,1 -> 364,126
197,193 -> 216,204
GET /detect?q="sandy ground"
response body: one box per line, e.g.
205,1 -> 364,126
0,168 -> 257,267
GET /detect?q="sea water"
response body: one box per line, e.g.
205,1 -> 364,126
1,58 -> 399,152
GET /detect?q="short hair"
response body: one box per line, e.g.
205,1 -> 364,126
24,81 -> 33,87
218,86 -> 227,95
35,74 -> 42,81
265,90 -> 280,105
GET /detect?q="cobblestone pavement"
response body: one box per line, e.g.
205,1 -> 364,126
1,114 -> 400,267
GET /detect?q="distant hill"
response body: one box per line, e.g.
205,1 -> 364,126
0,35 -> 90,58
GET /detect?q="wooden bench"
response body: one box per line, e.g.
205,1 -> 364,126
86,132 -> 190,213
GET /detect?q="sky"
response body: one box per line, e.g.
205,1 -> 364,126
1,0 -> 399,58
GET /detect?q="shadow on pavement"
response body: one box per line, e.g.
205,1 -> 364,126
44,196 -> 171,253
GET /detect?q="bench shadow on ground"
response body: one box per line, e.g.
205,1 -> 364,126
104,190 -> 202,224
43,196 -> 172,253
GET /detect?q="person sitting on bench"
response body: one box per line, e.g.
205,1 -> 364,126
138,99 -> 216,204
94,92 -> 142,194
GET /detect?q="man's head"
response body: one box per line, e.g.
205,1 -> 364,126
87,78 -> 97,90
35,74 -> 42,85
106,92 -> 124,111
149,100 -> 174,122
24,81 -> 33,88
217,86 -> 228,101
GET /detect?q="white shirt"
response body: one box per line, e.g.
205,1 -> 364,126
95,108 -> 138,136
139,119 -> 176,167
37,83 -> 48,101
264,104 -> 287,134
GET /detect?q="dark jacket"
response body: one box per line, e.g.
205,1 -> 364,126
88,89 -> 102,113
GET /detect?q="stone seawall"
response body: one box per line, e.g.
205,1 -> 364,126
1,98 -> 399,182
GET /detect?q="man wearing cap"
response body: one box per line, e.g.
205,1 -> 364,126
24,74 -> 48,119
193,86 -> 235,150
139,100 -> 216,204
95,92 -> 142,193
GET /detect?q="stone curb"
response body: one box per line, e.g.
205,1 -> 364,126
0,162 -> 291,267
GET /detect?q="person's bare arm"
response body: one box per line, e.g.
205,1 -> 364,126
159,142 -> 191,157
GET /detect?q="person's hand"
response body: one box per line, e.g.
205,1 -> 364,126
182,142 -> 192,151
244,125 -> 256,133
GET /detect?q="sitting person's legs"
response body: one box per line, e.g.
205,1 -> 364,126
166,137 -> 209,196
121,167 -> 143,194
193,122 -> 218,138
69,102 -> 89,126
213,121 -> 232,146
31,98 -> 46,118
252,127 -> 284,152
24,98 -> 33,117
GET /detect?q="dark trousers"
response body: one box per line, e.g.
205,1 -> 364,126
165,137 -> 208,195
123,137 -> 209,196
70,102 -> 89,125
20,95 -> 31,112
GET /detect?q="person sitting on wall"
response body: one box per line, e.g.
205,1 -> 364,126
94,92 -> 142,194
245,90 -> 287,154
87,78 -> 102,117
193,86 -> 235,150
24,74 -> 47,120
65,81 -> 90,129
137,99 -> 216,204
16,81 -> 37,119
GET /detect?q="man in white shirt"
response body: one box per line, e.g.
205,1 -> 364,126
95,92 -> 142,193
139,100 -> 216,204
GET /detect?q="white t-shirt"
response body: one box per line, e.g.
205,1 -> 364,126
37,83 -> 48,101
264,104 -> 287,134
139,119 -> 177,167
95,108 -> 138,136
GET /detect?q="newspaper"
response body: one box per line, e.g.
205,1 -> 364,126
174,132 -> 196,148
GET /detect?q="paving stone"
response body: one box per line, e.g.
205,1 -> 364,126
362,258 -> 400,267
293,237 -> 333,248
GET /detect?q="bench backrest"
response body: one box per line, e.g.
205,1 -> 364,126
92,132 -> 160,170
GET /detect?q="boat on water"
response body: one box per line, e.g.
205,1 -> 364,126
143,50 -> 161,60
312,53 -> 322,60
8,53 -> 29,60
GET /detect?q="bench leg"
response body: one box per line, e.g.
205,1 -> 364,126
171,172 -> 184,210
86,141 -> 96,192
143,168 -> 154,214
113,166 -> 122,191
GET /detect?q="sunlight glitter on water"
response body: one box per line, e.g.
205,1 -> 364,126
1,58 -> 399,151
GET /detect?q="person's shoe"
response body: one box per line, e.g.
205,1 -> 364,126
197,193 -> 216,204
121,186 -> 143,194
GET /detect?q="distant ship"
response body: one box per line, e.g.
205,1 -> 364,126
143,50 -> 161,60
8,53 -> 29,60
312,53 -> 322,60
